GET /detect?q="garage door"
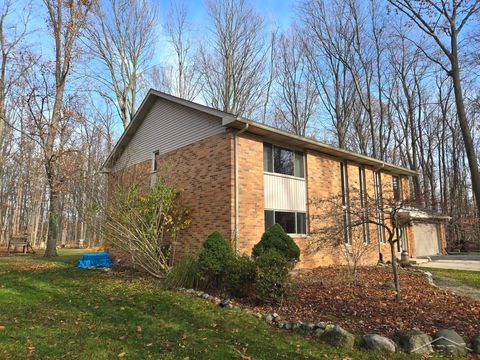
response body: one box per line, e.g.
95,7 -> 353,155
414,223 -> 440,257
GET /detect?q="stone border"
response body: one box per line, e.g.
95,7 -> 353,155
176,287 -> 479,355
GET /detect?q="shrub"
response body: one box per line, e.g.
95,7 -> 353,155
252,224 -> 300,264
225,255 -> 257,298
103,178 -> 190,278
198,231 -> 234,289
255,249 -> 291,304
163,257 -> 204,290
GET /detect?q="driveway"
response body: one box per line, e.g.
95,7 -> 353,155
417,254 -> 480,271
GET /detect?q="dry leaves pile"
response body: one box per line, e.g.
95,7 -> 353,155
241,266 -> 480,338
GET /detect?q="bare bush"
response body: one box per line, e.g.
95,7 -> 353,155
104,178 -> 190,278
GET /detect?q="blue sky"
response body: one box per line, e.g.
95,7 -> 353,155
158,0 -> 297,31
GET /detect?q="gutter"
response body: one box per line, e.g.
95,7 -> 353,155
234,122 -> 249,253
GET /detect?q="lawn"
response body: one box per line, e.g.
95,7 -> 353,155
422,267 -> 480,289
0,250 -> 413,360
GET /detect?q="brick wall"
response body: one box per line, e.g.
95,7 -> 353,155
236,133 -> 265,255
108,128 -> 416,269
108,131 -> 235,262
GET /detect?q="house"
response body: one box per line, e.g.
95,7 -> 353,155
103,89 -> 447,268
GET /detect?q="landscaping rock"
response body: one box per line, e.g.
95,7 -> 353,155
315,322 -> 326,330
432,329 -> 468,356
423,271 -> 434,285
292,322 -> 302,330
302,323 -> 316,331
284,322 -> 292,330
361,334 -> 396,353
264,314 -> 273,322
395,330 -> 433,354
219,299 -> 230,307
319,325 -> 355,349
470,334 -> 480,354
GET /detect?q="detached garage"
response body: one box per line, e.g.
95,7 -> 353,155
399,209 -> 450,258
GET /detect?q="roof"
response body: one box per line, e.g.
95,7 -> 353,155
103,89 -> 417,176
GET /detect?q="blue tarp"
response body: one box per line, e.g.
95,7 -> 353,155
77,252 -> 112,268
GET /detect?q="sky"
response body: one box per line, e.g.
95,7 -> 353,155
158,0 -> 297,31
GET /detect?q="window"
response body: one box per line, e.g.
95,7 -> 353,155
392,175 -> 402,201
374,171 -> 385,244
263,143 -> 304,178
264,210 -> 307,235
152,150 -> 160,172
340,161 -> 351,245
263,143 -> 273,172
359,166 -> 370,244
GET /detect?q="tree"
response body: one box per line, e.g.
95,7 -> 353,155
388,0 -> 480,213
162,2 -> 200,101
311,191 -> 409,300
200,0 -> 268,117
273,27 -> 319,136
87,0 -> 157,129
41,0 -> 91,257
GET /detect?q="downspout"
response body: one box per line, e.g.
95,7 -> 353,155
234,123 -> 249,253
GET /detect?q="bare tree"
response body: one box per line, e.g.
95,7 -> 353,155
273,27 -> 319,136
40,0 -> 91,257
311,192 -> 411,300
300,0 -> 358,149
87,0 -> 157,129
200,0 -> 268,117
388,0 -> 480,213
162,2 -> 200,101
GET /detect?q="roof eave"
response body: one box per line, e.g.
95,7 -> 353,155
223,117 -> 417,177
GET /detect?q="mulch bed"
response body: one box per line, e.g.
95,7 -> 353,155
237,266 -> 480,338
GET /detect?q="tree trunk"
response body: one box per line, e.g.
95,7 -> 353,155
390,239 -> 401,300
44,183 -> 58,257
450,52 -> 480,211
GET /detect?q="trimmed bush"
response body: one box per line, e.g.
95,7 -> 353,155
198,231 -> 234,288
226,255 -> 257,298
252,224 -> 300,264
164,257 -> 204,290
255,249 -> 291,304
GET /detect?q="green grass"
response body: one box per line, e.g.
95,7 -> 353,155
0,250 -> 419,359
423,268 -> 480,289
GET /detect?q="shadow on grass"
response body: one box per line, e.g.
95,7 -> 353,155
0,259 -> 415,360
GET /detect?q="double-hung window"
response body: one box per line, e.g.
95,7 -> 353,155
263,143 -> 304,178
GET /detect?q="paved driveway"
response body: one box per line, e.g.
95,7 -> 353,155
417,254 -> 480,271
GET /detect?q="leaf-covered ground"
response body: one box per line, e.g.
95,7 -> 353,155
238,266 -> 480,339
0,250 -> 416,360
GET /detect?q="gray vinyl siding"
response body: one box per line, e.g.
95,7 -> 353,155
114,98 -> 225,170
